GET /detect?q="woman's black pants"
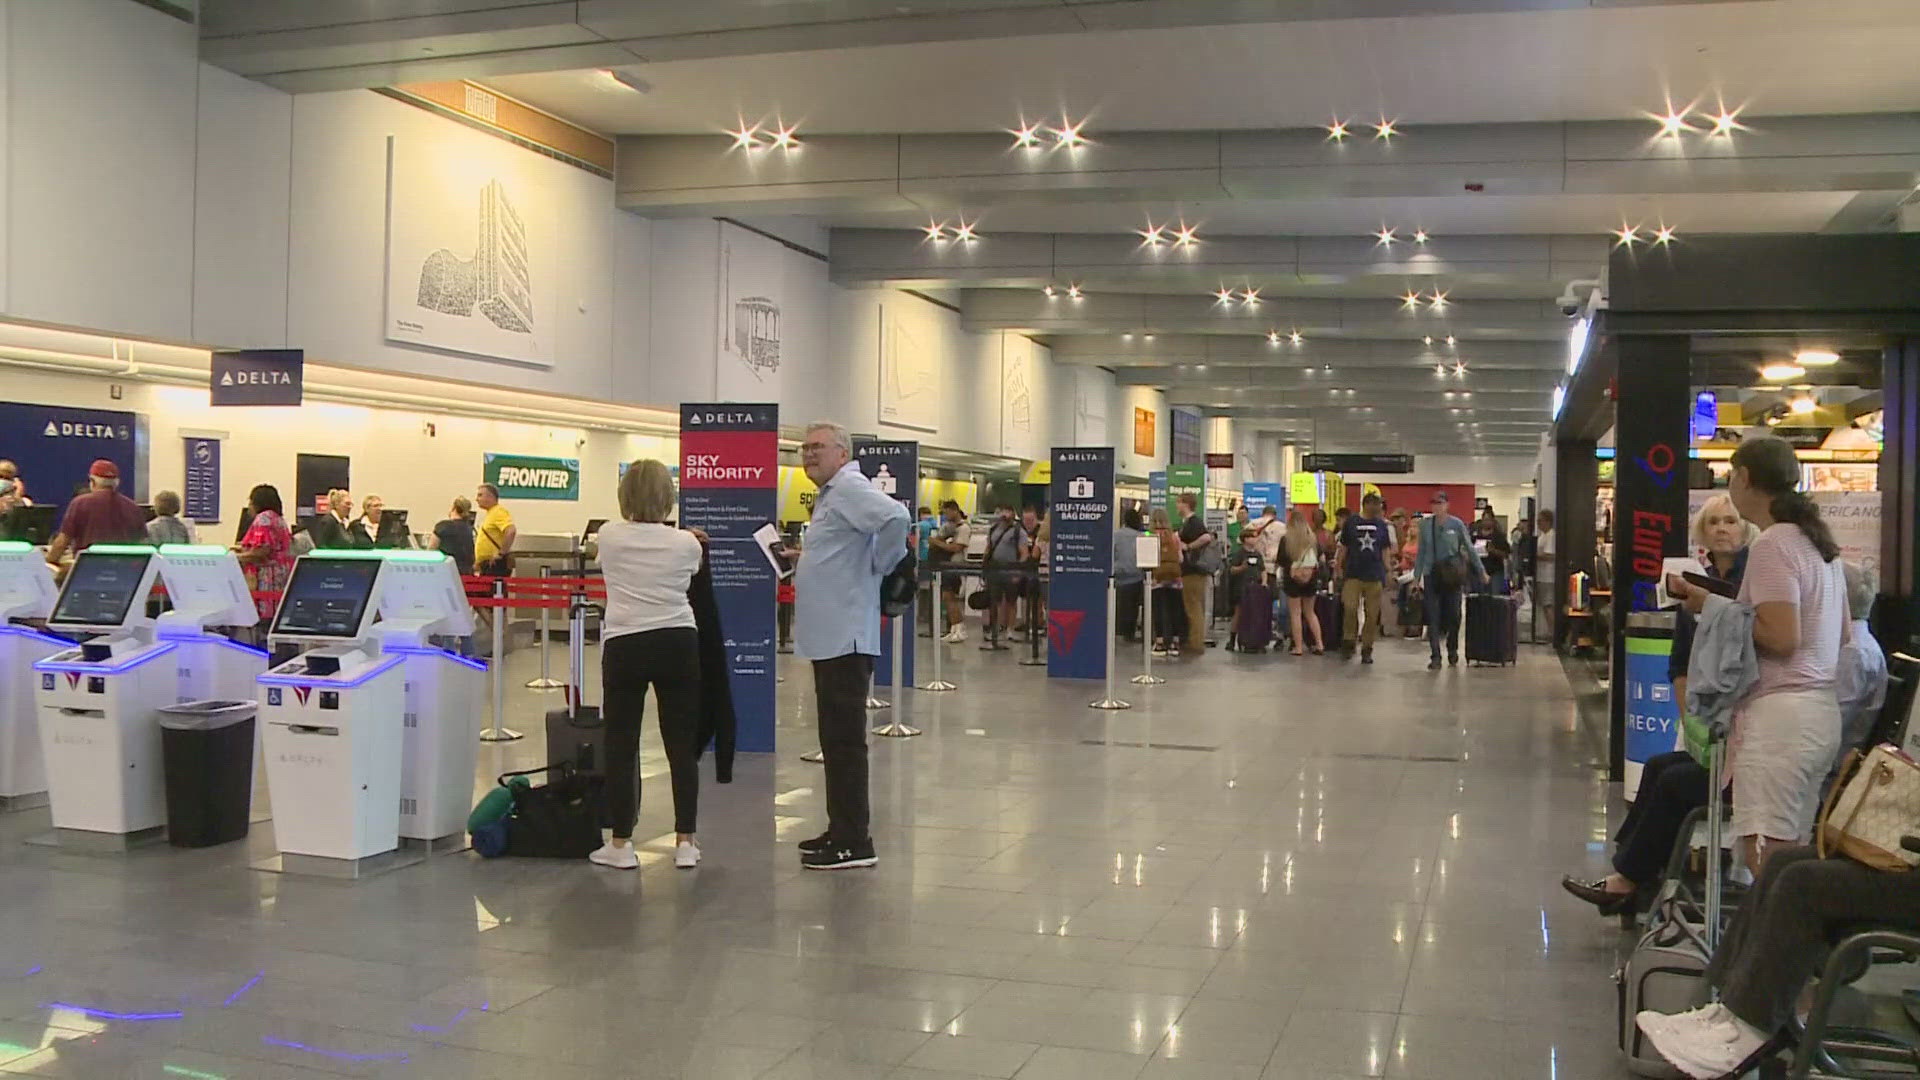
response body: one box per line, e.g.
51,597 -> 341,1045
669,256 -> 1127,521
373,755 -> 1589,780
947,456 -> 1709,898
600,627 -> 702,838
1613,750 -> 1709,886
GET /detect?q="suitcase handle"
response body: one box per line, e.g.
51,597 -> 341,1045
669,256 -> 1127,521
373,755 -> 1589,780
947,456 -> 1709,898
497,762 -> 576,788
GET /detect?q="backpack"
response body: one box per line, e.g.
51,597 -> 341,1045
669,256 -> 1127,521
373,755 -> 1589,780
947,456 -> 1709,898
881,549 -> 917,618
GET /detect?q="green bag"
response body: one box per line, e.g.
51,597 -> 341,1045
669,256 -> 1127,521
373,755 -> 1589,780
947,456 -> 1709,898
1681,710 -> 1710,765
467,773 -> 529,833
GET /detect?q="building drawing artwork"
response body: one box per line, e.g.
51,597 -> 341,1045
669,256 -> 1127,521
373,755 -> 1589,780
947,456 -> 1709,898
733,297 -> 780,380
415,180 -> 533,335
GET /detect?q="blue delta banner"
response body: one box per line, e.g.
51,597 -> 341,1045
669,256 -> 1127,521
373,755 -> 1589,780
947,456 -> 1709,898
855,437 -> 918,687
182,438 -> 221,522
0,401 -> 139,518
1242,481 -> 1284,519
210,349 -> 303,406
1048,446 -> 1115,680
679,403 -> 779,753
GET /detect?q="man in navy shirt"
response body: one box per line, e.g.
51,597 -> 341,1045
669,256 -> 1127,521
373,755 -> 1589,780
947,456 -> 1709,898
1333,492 -> 1394,664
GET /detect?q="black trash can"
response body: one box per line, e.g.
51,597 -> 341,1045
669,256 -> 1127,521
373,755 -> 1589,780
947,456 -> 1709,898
158,700 -> 258,848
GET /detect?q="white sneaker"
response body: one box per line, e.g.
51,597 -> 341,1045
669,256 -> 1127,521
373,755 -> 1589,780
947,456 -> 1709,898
675,841 -> 701,869
1638,1003 -> 1770,1079
589,842 -> 639,870
943,627 -> 968,643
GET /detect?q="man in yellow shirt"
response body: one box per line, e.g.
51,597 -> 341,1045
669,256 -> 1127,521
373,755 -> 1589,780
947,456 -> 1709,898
474,483 -> 516,575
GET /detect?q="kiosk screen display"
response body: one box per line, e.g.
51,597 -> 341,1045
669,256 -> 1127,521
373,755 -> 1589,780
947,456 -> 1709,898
51,552 -> 153,627
273,559 -> 381,638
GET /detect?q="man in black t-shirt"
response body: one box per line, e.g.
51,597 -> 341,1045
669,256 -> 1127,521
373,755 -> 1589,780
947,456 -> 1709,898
430,495 -> 477,575
1333,492 -> 1393,663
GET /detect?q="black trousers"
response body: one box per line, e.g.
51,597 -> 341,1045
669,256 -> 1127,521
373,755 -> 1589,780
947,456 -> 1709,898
1711,844 -> 1920,1032
1152,584 -> 1185,642
1423,574 -> 1464,659
813,653 -> 874,847
601,627 -> 702,837
1115,581 -> 1143,639
1613,750 -> 1709,885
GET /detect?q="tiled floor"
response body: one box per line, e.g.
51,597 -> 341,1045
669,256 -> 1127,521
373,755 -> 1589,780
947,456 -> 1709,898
0,624 -> 1633,1078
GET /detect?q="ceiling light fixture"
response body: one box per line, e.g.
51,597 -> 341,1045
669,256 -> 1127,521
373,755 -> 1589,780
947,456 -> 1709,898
1373,118 -> 1399,140
1413,229 -> 1429,244
921,222 -> 946,241
1401,291 -> 1422,309
1708,108 -> 1743,137
1172,223 -> 1198,247
1657,108 -> 1691,138
1652,225 -> 1677,246
1612,225 -> 1641,247
1761,361 -> 1806,381
1053,118 -> 1089,148
1289,330 -> 1303,345
1267,331 -> 1280,345
1213,287 -> 1235,303
1429,290 -> 1450,311
1326,119 -> 1350,141
1790,394 -> 1817,415
1136,223 -> 1165,246
1445,335 -> 1456,347
1435,364 -> 1447,376
1066,283 -> 1083,299
1010,120 -> 1044,148
768,123 -> 801,150
1454,362 -> 1467,376
1423,335 -> 1433,346
1042,284 -> 1056,298
1374,227 -> 1398,246
1795,349 -> 1840,367
1241,288 -> 1261,305
726,122 -> 762,150
952,220 -> 979,242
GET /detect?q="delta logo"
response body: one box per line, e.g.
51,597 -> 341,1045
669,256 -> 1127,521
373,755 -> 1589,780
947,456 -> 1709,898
65,672 -> 83,690
218,369 -> 294,386
497,466 -> 573,490
685,409 -> 768,426
41,421 -> 128,439
1048,609 -> 1086,656
292,686 -> 314,707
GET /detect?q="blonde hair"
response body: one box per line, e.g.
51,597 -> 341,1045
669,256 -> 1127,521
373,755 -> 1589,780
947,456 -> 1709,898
1149,507 -> 1170,531
1843,561 -> 1877,620
326,488 -> 350,512
1691,493 -> 1760,549
619,459 -> 677,523
1284,516 -> 1316,561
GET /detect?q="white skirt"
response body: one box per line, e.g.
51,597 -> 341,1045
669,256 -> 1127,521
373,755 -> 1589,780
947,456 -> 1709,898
1729,687 -> 1842,842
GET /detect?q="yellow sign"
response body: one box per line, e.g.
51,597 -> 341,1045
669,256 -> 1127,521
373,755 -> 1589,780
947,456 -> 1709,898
778,465 -> 817,523
1020,460 -> 1052,485
1289,472 -> 1321,505
919,478 -> 978,517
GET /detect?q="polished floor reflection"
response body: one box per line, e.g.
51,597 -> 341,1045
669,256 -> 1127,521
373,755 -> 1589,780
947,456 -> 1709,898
0,629 -> 1628,1078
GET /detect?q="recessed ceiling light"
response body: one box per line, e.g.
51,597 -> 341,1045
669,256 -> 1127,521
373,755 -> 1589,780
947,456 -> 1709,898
1373,118 -> 1399,140
1707,108 -> 1743,136
1652,225 -> 1677,246
726,122 -> 761,150
1042,284 -> 1056,297
1066,283 -> 1083,299
1054,118 -> 1089,148
953,220 -> 979,242
1445,335 -> 1456,347
1241,288 -> 1261,304
1413,230 -> 1429,244
768,123 -> 801,150
1326,119 -> 1350,141
1374,227 -> 1397,246
1454,362 -> 1467,376
1401,291 -> 1422,309
921,221 -> 946,241
1657,109 -> 1691,137
1267,331 -> 1280,345
1423,335 -> 1433,346
1137,223 -> 1164,246
1761,361 -> 1806,381
1429,291 -> 1450,311
1796,349 -> 1840,367
1172,223 -> 1199,247
1213,287 -> 1234,303
1435,364 -> 1446,376
1010,121 -> 1044,148
1790,394 -> 1818,414
1613,225 -> 1641,247
1289,330 -> 1303,345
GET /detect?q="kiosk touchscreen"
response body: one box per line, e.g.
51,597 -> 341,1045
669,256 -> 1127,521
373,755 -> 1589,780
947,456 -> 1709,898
0,542 -> 63,807
372,551 -> 482,848
32,546 -> 173,838
258,552 -> 407,865
154,544 -> 268,704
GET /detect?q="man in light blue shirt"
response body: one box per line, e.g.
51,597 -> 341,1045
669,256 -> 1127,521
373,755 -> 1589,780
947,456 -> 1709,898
793,421 -> 910,869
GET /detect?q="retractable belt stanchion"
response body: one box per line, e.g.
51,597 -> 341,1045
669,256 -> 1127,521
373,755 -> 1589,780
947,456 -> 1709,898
920,568 -> 955,692
873,614 -> 920,737
478,577 -> 523,742
1017,575 -> 1046,667
1089,577 -> 1131,710
1132,582 -> 1165,686
980,572 -> 1009,652
525,565 -> 563,690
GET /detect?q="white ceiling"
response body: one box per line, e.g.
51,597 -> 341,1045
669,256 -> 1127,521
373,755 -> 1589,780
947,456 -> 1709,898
486,0 -> 1920,136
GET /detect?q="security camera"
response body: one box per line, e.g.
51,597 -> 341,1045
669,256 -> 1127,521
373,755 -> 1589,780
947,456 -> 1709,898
1557,296 -> 1581,318
1557,278 -> 1602,319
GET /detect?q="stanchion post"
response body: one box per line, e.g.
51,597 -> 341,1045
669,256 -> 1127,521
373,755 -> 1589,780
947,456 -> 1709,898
874,613 -> 920,736
1089,578 -> 1131,710
1017,578 -> 1046,667
480,577 -> 524,742
526,565 -> 563,690
920,568 -> 955,692
1132,580 -> 1165,686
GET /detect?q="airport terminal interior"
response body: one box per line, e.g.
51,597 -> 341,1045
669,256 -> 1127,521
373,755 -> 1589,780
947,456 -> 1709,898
0,1 -> 1918,1078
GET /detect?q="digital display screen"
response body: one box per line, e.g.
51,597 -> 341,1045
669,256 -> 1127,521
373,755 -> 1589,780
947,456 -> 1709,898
51,553 -> 152,627
271,559 -> 380,638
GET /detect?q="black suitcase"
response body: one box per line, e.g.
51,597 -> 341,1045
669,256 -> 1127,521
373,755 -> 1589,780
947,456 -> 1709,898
544,703 -> 605,776
1233,580 -> 1274,652
1315,592 -> 1344,649
1464,593 -> 1519,666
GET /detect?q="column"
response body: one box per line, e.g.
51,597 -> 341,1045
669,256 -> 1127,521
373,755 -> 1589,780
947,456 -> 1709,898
1876,338 -> 1920,649
1554,437 -> 1597,654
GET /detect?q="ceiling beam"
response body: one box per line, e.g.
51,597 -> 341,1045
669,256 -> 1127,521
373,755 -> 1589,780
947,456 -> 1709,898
961,289 -> 1567,338
1053,335 -> 1565,370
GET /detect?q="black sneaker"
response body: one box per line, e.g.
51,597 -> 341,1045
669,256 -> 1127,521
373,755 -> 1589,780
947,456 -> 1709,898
1428,656 -> 1442,671
1448,653 -> 1460,667
1340,644 -> 1355,661
797,831 -> 832,854
1361,648 -> 1374,665
803,844 -> 877,870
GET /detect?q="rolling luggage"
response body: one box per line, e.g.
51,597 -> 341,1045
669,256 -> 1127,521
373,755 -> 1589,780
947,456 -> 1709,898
1464,593 -> 1519,666
1233,580 -> 1274,652
1314,592 -> 1343,649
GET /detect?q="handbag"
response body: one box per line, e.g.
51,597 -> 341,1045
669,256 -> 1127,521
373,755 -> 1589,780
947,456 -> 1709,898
1817,745 -> 1920,871
499,764 -> 604,859
1430,519 -> 1468,589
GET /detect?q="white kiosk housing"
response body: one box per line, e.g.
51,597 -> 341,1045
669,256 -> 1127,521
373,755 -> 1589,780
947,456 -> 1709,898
370,550 -> 482,850
32,545 -> 172,841
0,541 -> 63,809
257,551 -> 406,870
152,544 -> 268,703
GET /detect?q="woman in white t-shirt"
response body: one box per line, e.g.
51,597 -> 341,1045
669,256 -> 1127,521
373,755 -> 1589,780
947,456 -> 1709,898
1677,436 -> 1847,877
589,459 -> 707,872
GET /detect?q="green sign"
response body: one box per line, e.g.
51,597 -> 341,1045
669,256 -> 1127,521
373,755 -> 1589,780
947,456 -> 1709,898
484,453 -> 579,501
1166,463 -> 1204,520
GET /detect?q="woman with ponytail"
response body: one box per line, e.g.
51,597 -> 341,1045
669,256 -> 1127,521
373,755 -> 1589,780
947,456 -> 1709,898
1674,435 -> 1848,880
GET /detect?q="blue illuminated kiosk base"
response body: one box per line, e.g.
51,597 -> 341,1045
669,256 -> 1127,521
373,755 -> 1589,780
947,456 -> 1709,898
374,550 -> 484,857
254,552 -> 415,881
0,541 -> 64,811
31,545 -> 174,850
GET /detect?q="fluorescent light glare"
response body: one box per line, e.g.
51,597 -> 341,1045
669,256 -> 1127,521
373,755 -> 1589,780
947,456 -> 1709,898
1790,394 -> 1817,415
1795,349 -> 1839,367
1761,362 -> 1806,381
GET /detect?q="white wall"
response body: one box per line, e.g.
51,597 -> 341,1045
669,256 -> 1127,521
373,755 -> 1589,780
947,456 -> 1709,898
1114,385 -> 1168,480
1341,454 -> 1538,520
193,64 -> 293,349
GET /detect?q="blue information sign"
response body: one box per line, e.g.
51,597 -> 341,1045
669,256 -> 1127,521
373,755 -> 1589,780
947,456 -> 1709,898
855,437 -> 918,687
1147,471 -> 1167,511
182,437 -> 221,522
1242,481 -> 1284,519
211,349 -> 303,406
1047,446 -> 1115,680
679,403 -> 779,753
1624,633 -> 1680,795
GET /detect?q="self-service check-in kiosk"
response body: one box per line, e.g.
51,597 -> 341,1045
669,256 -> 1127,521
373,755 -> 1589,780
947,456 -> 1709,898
0,542 -> 63,809
370,551 -> 483,852
257,551 -> 407,872
151,544 -> 268,703
32,545 -> 174,843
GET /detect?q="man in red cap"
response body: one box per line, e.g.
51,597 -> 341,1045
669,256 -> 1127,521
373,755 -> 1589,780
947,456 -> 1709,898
45,459 -> 147,567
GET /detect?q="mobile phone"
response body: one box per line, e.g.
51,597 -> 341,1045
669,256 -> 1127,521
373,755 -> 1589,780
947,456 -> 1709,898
1681,570 -> 1738,599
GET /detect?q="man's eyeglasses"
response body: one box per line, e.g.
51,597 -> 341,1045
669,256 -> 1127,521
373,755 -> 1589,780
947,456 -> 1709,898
800,441 -> 837,455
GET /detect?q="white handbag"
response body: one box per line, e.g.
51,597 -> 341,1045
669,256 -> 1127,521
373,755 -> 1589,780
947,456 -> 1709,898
1817,744 -> 1920,871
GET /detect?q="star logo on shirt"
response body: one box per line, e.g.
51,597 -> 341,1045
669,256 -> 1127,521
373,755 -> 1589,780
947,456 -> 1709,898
1358,532 -> 1378,552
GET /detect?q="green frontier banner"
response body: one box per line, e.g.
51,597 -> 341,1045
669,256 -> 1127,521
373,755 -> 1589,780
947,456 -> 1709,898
1166,463 -> 1204,520
483,453 -> 580,501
